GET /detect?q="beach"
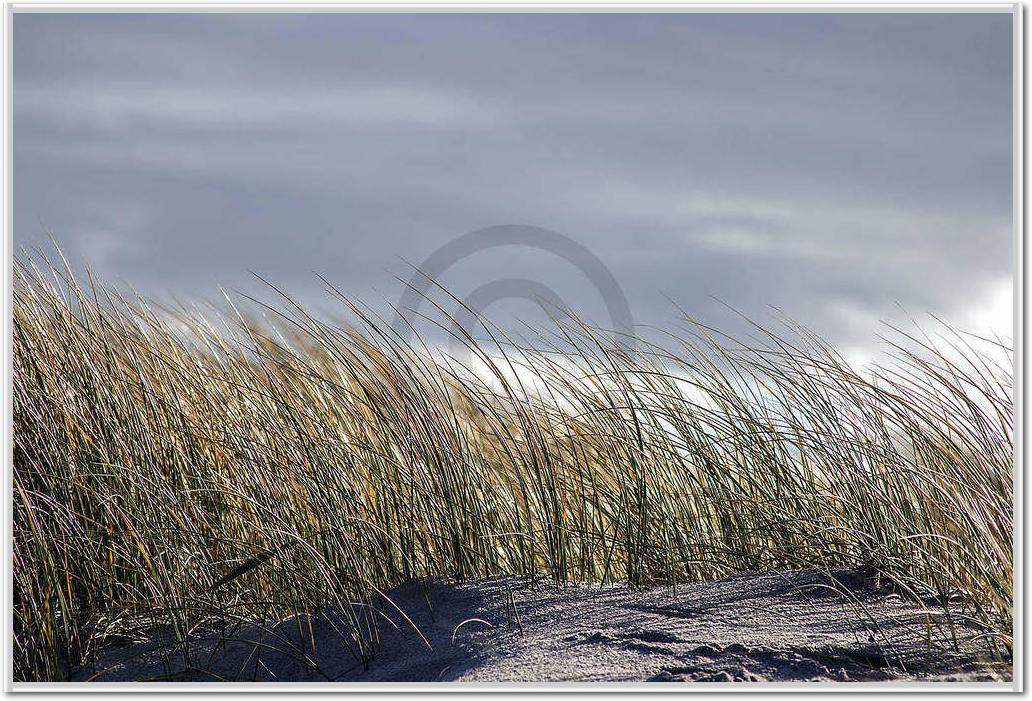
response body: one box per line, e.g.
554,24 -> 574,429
74,568 -> 1009,684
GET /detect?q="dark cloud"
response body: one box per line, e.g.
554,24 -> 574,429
14,11 -> 1014,354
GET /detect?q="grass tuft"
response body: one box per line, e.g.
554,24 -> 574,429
12,255 -> 1012,681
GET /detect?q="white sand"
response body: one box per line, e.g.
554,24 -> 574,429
73,568 -> 1009,683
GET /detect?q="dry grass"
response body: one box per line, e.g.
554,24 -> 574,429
12,254 -> 1013,681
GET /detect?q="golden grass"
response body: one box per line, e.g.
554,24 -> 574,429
12,255 -> 1012,680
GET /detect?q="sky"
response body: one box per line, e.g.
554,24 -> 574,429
14,11 -> 1015,359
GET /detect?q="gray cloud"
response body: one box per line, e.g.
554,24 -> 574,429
14,11 -> 1014,354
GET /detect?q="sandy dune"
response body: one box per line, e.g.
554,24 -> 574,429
73,568 -> 1009,684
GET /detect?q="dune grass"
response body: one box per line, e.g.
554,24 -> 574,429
12,255 -> 1013,681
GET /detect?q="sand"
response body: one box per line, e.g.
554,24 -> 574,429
71,568 -> 1010,684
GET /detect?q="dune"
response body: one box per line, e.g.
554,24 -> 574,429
72,568 -> 1008,684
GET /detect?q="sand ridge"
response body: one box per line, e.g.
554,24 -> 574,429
73,568 -> 1009,683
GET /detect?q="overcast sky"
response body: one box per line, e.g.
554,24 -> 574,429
14,11 -> 1015,359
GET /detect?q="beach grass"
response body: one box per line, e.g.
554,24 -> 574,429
12,254 -> 1013,681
